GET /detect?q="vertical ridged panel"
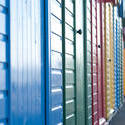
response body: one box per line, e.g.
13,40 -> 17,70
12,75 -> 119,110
117,21 -> 120,107
63,0 -> 85,124
75,0 -> 85,124
119,20 -> 124,105
113,7 -> 118,109
97,2 -> 106,124
116,20 -> 121,108
104,3 -> 111,119
10,0 -> 45,125
50,0 -> 63,124
109,4 -> 115,112
84,0 -> 92,125
123,44 -> 125,96
101,3 -> 106,118
113,6 -> 122,109
0,0 -> 9,124
91,0 -> 99,125
105,3 -> 115,119
97,2 -> 106,123
64,1 -> 76,124
97,2 -> 103,120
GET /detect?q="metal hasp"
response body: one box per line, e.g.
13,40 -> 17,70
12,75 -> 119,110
77,29 -> 82,35
91,0 -> 99,125
84,0 -> 92,125
63,0 -> 85,124
0,0 -> 9,125
10,0 -> 45,125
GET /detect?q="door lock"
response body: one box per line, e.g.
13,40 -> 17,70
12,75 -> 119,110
98,45 -> 101,48
108,59 -> 111,62
77,29 -> 82,35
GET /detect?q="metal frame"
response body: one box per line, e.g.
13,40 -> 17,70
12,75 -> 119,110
45,0 -> 50,124
8,0 -> 10,124
41,0 -> 46,124
96,0 -> 100,124
84,0 -> 92,124
62,0 -> 66,124
46,0 -> 63,124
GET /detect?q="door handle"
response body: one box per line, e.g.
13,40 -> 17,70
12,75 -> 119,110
98,45 -> 101,48
77,29 -> 82,35
108,59 -> 111,62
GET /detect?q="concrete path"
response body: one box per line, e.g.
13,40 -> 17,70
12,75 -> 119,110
110,104 -> 125,125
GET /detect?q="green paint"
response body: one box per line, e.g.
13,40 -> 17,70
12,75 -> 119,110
63,0 -> 85,124
83,0 -> 92,125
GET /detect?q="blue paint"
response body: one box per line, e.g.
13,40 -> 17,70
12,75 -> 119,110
113,7 -> 117,109
45,0 -> 51,124
114,18 -> 122,109
0,0 -> 63,124
113,7 -> 120,109
10,0 -> 45,125
113,6 -> 124,109
45,0 -> 63,125
118,0 -> 123,18
0,0 -> 9,124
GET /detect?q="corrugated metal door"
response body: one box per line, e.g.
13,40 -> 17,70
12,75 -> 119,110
116,20 -> 120,108
63,0 -> 76,124
119,22 -> 124,105
123,43 -> 125,96
117,19 -> 124,107
10,0 -> 45,125
84,0 -> 92,125
113,7 -> 123,109
118,20 -> 123,107
76,0 -> 85,124
121,24 -> 124,104
63,0 -> 85,124
117,20 -> 120,108
101,2 -> 106,119
97,1 -> 106,124
97,1 -> 102,120
91,0 -> 99,125
104,3 -> 114,119
49,0 -> 63,125
0,1 -> 9,125
121,28 -> 124,104
114,17 -> 121,109
109,4 -> 115,113
113,7 -> 118,109
104,3 -> 110,119
119,20 -> 124,105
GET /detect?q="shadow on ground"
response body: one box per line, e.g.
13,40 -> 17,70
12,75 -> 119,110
110,103 -> 125,125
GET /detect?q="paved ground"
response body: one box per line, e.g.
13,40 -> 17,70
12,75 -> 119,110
110,104 -> 125,125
